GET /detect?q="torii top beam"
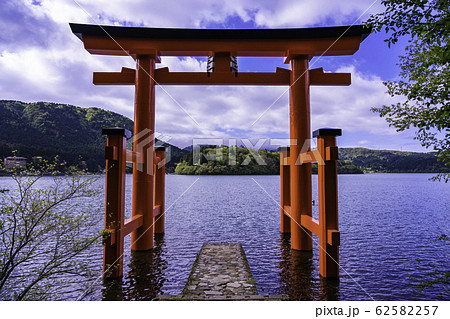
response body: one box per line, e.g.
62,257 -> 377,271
70,23 -> 370,58
70,23 -> 370,86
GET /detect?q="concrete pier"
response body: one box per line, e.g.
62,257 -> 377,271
157,243 -> 287,300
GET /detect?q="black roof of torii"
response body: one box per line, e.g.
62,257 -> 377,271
70,23 -> 371,41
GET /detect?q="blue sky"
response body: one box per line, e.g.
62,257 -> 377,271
0,0 -> 426,152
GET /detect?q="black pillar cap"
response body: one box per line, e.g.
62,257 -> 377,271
313,128 -> 342,138
102,127 -> 132,138
279,146 -> 290,152
154,146 -> 167,151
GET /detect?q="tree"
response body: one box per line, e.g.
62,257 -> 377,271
0,161 -> 103,300
366,0 -> 450,182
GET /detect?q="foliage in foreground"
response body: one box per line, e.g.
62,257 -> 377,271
367,0 -> 450,182
0,160 -> 103,300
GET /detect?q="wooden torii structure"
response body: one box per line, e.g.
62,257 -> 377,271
70,23 -> 370,279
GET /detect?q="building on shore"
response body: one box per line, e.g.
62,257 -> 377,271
3,157 -> 27,168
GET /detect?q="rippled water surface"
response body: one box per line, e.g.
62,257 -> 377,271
1,174 -> 449,300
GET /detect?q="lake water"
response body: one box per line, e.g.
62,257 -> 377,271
1,173 -> 449,300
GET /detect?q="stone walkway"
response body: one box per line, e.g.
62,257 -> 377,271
157,243 -> 287,300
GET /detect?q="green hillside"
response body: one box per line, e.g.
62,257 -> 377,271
339,147 -> 449,173
0,100 -> 185,172
1,100 -> 447,175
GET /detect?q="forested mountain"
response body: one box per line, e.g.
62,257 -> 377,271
1,100 -> 447,175
0,100 -> 186,172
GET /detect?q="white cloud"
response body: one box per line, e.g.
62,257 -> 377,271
0,0 -> 425,151
25,0 -> 382,28
149,64 -> 404,147
310,65 -> 404,135
254,0 -> 382,27
160,57 -> 207,72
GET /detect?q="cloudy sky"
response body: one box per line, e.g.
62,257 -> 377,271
0,0 -> 425,151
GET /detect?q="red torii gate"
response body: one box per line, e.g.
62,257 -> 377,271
70,23 -> 369,279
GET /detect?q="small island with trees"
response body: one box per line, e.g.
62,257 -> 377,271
1,100 -> 448,176
174,145 -> 364,175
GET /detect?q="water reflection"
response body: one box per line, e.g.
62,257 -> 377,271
102,234 -> 168,300
2,174 -> 448,300
278,233 -> 340,300
319,277 -> 339,301
102,277 -> 125,301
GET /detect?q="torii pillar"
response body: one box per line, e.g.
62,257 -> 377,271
289,56 -> 313,251
131,53 -> 157,251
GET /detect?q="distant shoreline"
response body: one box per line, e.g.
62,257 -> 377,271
3,172 -> 447,178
